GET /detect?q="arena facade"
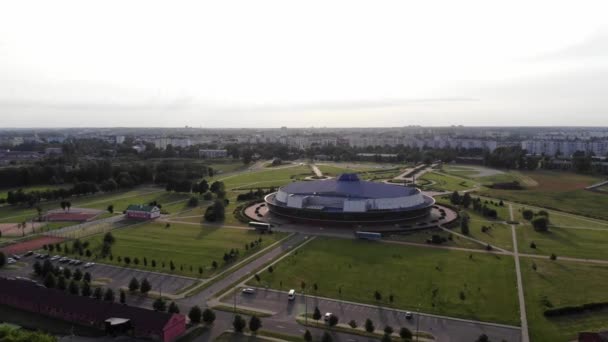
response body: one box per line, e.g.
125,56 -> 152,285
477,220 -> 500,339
264,173 -> 435,224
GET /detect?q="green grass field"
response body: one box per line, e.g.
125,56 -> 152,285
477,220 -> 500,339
478,171 -> 608,220
217,165 -> 312,190
387,229 -> 483,250
419,172 -> 478,192
79,222 -> 286,277
516,224 -> 608,260
250,237 -> 519,325
521,258 -> 608,341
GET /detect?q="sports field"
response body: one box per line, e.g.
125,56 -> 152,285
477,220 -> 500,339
250,237 -> 519,325
79,222 -> 286,277
521,258 -> 608,341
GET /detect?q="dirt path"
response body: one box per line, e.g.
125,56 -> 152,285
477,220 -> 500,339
510,204 -> 530,342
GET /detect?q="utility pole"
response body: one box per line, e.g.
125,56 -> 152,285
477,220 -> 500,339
234,287 -> 238,316
304,288 -> 308,325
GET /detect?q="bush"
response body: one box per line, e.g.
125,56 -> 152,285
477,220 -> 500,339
189,306 -> 202,323
348,320 -> 357,328
232,315 -> 246,333
187,197 -> 199,207
532,216 -> 549,232
365,318 -> 375,333
202,308 -> 216,324
544,301 -> 608,317
400,327 -> 413,339
522,209 -> 534,220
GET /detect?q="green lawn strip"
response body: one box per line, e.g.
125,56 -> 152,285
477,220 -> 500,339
176,233 -> 293,297
217,165 -> 312,190
211,304 -> 273,318
521,258 -> 608,341
76,222 -> 286,278
419,172 -> 478,192
386,228 -> 484,250
214,331 -> 276,342
257,329 -> 302,342
295,316 -> 434,341
464,212 -> 514,251
248,237 -> 519,325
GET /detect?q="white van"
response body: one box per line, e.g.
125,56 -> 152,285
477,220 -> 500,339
288,289 -> 295,301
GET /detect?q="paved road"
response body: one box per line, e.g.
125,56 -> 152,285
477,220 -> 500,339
223,288 -> 521,342
509,204 -> 529,342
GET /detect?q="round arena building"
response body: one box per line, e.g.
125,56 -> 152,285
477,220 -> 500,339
264,173 -> 435,224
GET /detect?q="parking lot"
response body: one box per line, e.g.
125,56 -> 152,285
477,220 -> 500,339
222,287 -> 521,342
1,254 -> 199,295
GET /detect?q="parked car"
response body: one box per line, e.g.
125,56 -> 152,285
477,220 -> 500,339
34,253 -> 42,259
11,254 -> 20,260
74,260 -> 83,265
24,251 -> 34,257
7,258 -> 16,264
288,289 -> 295,301
405,312 -> 413,320
59,257 -> 69,263
242,288 -> 256,294
84,262 -> 95,268
50,255 -> 61,261
324,313 -> 333,321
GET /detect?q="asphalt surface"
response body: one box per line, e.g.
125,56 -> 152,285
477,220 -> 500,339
0,257 -> 198,295
223,288 -> 521,342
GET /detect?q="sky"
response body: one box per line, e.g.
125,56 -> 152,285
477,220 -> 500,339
1,0 -> 608,128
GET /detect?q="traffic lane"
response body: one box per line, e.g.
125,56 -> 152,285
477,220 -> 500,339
178,233 -> 310,307
226,289 -> 521,342
6,257 -> 197,295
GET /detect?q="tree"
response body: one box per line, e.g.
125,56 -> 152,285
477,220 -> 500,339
187,197 -> 199,207
232,314 -> 246,333
107,204 -> 114,214
321,331 -> 332,342
400,327 -> 413,340
63,267 -> 72,279
198,180 -> 209,194
103,232 -> 115,245
460,215 -> 470,235
168,302 -> 180,314
43,272 -> 57,289
0,252 -> 6,268
73,268 -> 83,281
450,191 -> 461,205
57,275 -> 67,290
462,192 -> 472,208
189,306 -> 202,324
202,308 -> 216,324
128,277 -> 140,292
381,334 -> 391,342
384,326 -> 394,335
365,318 -> 375,333
104,288 -> 115,302
140,278 -> 151,294
550,253 -> 557,260
304,330 -> 312,342
328,314 -> 339,327
522,209 -> 534,220
68,280 -> 79,295
374,290 -> 382,301
93,287 -> 103,300
81,281 -> 92,297
476,334 -> 490,342
83,272 -> 91,283
313,306 -> 322,320
33,260 -> 42,275
348,320 -> 357,328
532,216 -> 549,232
153,298 -> 166,311
249,315 -> 262,334
120,289 -> 126,304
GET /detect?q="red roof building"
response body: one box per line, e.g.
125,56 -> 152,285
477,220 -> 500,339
0,277 -> 185,341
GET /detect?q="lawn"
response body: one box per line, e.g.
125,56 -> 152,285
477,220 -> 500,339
419,172 -> 478,192
516,223 -> 608,260
477,171 -> 608,220
217,165 -> 312,190
386,228 -> 483,250
521,258 -> 608,341
465,213 -> 514,251
250,237 -> 519,325
0,188 -> 167,223
79,222 -> 286,277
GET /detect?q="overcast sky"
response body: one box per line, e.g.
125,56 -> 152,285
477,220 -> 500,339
1,0 -> 608,128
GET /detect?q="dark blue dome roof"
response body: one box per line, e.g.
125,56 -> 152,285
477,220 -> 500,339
281,173 -> 417,199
